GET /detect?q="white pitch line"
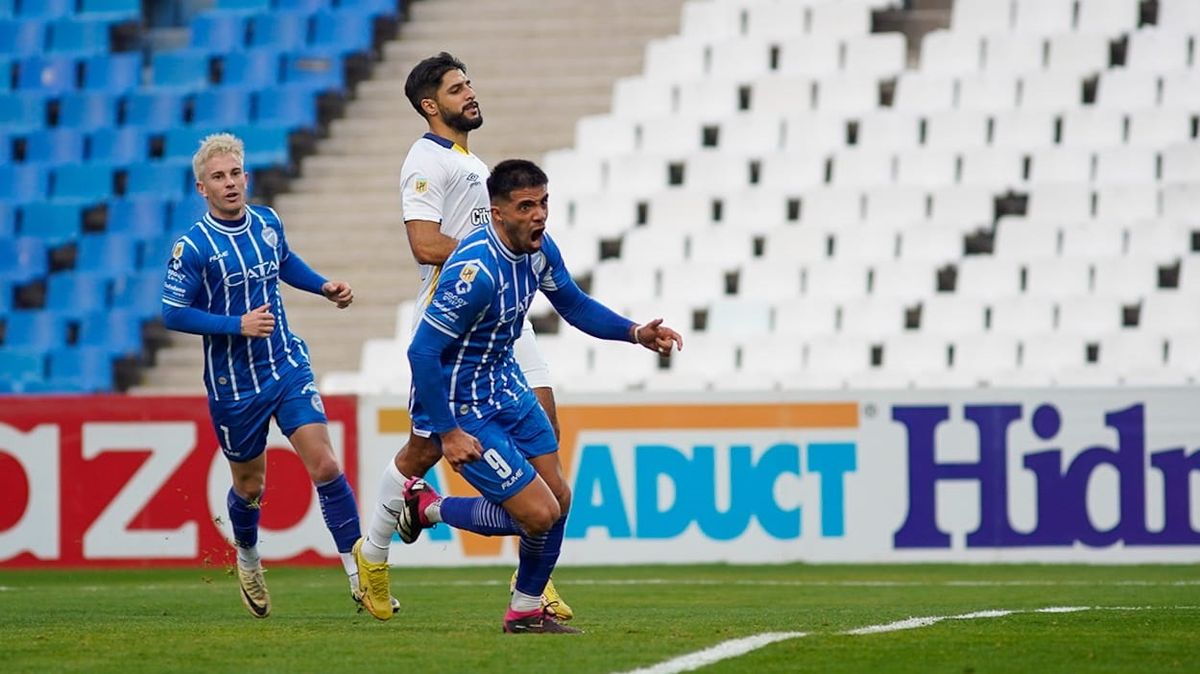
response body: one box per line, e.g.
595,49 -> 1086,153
617,632 -> 808,674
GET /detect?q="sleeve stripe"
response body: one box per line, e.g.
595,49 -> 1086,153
422,315 -> 460,338
162,298 -> 189,307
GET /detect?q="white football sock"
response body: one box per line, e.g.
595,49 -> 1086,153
363,460 -> 410,565
339,552 -> 356,577
510,589 -> 541,613
425,498 -> 443,523
236,544 -> 260,570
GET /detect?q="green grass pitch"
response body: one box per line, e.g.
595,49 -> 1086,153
1,564 -> 1197,673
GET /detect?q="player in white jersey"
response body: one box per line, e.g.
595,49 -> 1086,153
353,52 -> 569,622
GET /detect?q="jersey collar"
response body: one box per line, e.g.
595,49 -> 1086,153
486,222 -> 522,262
423,132 -> 470,156
203,209 -> 251,234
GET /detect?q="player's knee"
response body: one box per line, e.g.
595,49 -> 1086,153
307,455 -> 341,484
235,474 -> 265,500
521,499 -> 561,535
555,485 -> 572,517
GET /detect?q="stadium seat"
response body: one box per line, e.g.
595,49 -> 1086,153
1092,257 -> 1161,302
191,88 -> 254,127
925,111 -> 988,150
104,196 -> 167,239
190,13 -> 247,52
1028,147 -> 1092,184
282,51 -> 345,92
110,269 -> 164,316
82,52 -> 141,93
951,334 -> 1020,382
122,90 -> 186,131
1059,224 -> 1123,259
843,33 -> 906,77
1018,72 -> 1084,111
740,334 -> 803,377
738,261 -> 804,302
1013,0 -> 1076,35
1057,295 -> 1125,337
983,34 -> 1045,74
1024,257 -> 1092,297
0,236 -> 48,284
0,164 -> 49,202
77,308 -> 143,356
88,126 -> 148,163
708,37 -> 771,80
919,31 -> 983,75
0,348 -> 46,388
149,50 -> 212,91
52,164 -> 115,203
1095,68 -> 1158,109
895,149 -> 957,187
1044,33 -> 1110,75
620,225 -> 686,265
218,48 -> 283,88
16,55 -> 77,93
0,18 -> 47,56
248,11 -> 310,51
687,226 -> 755,265
213,0 -> 273,15
3,310 -> 68,349
45,270 -> 110,315
1077,0 -> 1141,34
25,128 -> 87,164
1127,108 -> 1191,148
18,202 -> 82,244
46,18 -> 111,56
46,345 -> 114,391
59,91 -> 118,130
951,0 -> 1013,35
839,297 -> 906,338
1060,108 -> 1125,149
124,163 -> 192,199
76,232 -> 138,273
77,0 -> 140,21
957,73 -> 1019,112
1125,28 -> 1188,72
705,298 -> 773,337
659,262 -> 726,303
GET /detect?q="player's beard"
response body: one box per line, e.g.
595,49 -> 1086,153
442,107 -> 483,132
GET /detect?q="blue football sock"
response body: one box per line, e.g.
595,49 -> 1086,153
315,473 -> 361,554
227,487 -> 261,550
439,496 -> 522,536
514,516 -> 566,598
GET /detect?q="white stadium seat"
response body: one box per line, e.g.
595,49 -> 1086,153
809,1 -> 872,38
688,226 -> 756,266
1126,223 -> 1187,263
659,262 -> 729,303
956,73 -> 1020,112
955,256 -> 1023,297
776,39 -> 842,77
774,297 -> 840,337
959,148 -> 1024,188
803,260 -> 872,300
983,34 -> 1045,74
1028,147 -> 1092,184
1057,295 -> 1125,337
1024,257 -> 1092,298
1094,185 -> 1160,222
710,37 -> 773,79
1059,108 -> 1125,149
843,33 -> 907,77
1027,183 -> 1093,223
1157,0 -> 1200,34
705,298 -> 774,336
1091,257 -> 1162,302
993,219 -> 1060,259
621,225 -> 687,265
813,76 -> 879,114
863,185 -> 928,226
801,188 -> 865,227
1141,293 -> 1200,335
1076,0 -> 1141,35
781,112 -> 847,152
1125,29 -> 1189,72
839,297 -> 907,338
761,225 -> 833,263
919,30 -> 983,75
896,149 -> 959,187
990,295 -> 1058,334
925,110 -> 989,150
871,259 -> 941,300
1018,72 -> 1084,112
894,73 -> 957,112
1095,68 -> 1159,109
921,294 -> 988,336
991,110 -> 1056,151
746,0 -> 809,39
1013,0 -> 1076,36
1045,33 -> 1111,75
896,227 -> 963,265
832,227 -> 899,263
857,111 -> 922,151
1162,71 -> 1200,110
951,0 -> 1014,35
1060,224 -> 1124,259
739,261 -> 805,301
1127,108 -> 1192,149
741,334 -> 804,375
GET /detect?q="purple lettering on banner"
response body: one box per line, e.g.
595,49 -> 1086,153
893,401 -> 1200,550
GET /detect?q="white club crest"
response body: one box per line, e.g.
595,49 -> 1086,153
261,226 -> 278,248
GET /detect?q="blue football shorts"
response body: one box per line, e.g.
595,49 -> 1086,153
208,363 -> 328,463
448,400 -> 558,504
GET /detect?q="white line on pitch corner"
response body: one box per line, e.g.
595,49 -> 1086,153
616,632 -> 808,674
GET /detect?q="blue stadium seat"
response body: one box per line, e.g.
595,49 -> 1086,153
0,236 -> 49,284
18,202 -> 82,244
283,51 -> 344,92
213,0 -> 273,15
76,232 -> 138,272
125,162 -> 191,198
228,123 -> 291,169
0,203 -> 14,237
191,88 -> 253,127
88,125 -> 147,162
149,50 -> 212,91
16,55 -> 78,93
77,308 -> 142,357
249,12 -> 310,50
280,0 -> 330,11
82,52 -> 141,93
3,311 -> 68,349
111,269 -> 163,315
0,164 -> 50,202
190,13 -> 246,52
167,193 -> 207,234
59,91 -> 118,130
0,58 -> 11,92
104,196 -> 168,239
25,128 -> 87,165
122,90 -> 185,131
0,0 -> 14,18
0,93 -> 47,133
0,18 -> 46,56
311,9 -> 374,54
0,130 -> 10,163
218,48 -> 282,88
77,0 -> 141,21
45,270 -> 110,315
255,84 -> 318,129
0,278 -> 10,313
337,0 -> 400,19
47,18 -> 111,56
17,0 -> 75,19
0,348 -> 46,390
52,164 -> 115,203
47,345 -> 116,391
163,127 -> 217,161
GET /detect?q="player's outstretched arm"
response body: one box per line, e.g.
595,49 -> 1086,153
630,318 -> 684,356
161,303 -> 273,337
321,281 -> 354,309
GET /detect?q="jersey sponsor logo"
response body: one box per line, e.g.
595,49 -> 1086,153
164,282 -> 186,295
470,207 -> 490,225
208,250 -> 229,263
224,260 -> 280,287
170,241 -> 184,270
260,226 -> 278,249
414,177 -> 428,194
465,172 -> 481,187
166,268 -> 186,283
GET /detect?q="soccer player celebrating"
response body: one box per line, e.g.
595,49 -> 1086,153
162,133 -> 386,618
393,159 -> 681,633
354,53 -> 573,620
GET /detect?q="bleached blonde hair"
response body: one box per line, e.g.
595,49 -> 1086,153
192,133 -> 245,181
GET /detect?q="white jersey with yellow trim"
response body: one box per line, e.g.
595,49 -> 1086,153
399,131 -> 491,320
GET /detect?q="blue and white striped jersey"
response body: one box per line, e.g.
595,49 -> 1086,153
161,206 -> 311,401
410,223 -> 635,432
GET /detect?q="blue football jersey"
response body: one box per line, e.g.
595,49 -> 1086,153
161,206 -> 310,401
418,224 -> 576,420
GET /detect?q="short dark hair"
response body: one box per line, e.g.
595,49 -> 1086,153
488,159 -> 548,202
404,52 -> 467,117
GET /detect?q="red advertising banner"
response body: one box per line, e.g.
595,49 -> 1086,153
0,395 -> 357,568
